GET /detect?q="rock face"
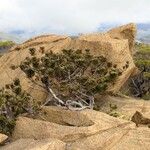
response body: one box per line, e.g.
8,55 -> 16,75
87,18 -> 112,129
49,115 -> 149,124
0,23 -> 137,102
68,126 -> 150,150
1,105 -> 149,150
0,133 -> 8,144
12,106 -> 130,141
1,24 -> 150,150
108,23 -> 136,54
95,95 -> 150,120
1,138 -> 66,150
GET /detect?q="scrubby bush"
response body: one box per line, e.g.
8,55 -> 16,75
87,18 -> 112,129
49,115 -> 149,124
128,43 -> 150,100
108,103 -> 120,117
0,41 -> 14,48
0,78 -> 39,135
18,48 -> 126,110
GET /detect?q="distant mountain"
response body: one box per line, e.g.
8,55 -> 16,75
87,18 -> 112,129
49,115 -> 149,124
8,30 -> 44,43
0,32 -> 22,43
0,40 -> 15,53
137,23 -> 150,31
136,23 -> 150,43
98,23 -> 150,44
1,23 -> 150,44
98,23 -> 119,32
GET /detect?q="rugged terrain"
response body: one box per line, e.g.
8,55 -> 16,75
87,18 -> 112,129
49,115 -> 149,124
0,23 -> 150,150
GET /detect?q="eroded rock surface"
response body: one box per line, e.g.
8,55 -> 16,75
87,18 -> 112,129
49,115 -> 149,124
0,23 -> 137,102
68,126 -> 150,150
1,103 -> 150,150
1,138 -> 66,150
108,23 -> 136,54
12,106 -> 129,142
1,24 -> 148,150
95,95 -> 150,120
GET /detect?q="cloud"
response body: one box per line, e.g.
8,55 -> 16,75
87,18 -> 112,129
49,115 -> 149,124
0,0 -> 150,36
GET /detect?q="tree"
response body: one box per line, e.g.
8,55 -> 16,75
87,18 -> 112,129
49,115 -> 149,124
18,47 -> 127,110
129,43 -> 150,100
0,78 -> 38,135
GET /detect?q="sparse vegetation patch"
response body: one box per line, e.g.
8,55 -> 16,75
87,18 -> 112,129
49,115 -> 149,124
0,79 -> 39,135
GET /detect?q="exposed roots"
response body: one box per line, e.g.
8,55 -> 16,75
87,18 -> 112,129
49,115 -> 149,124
43,85 -> 94,111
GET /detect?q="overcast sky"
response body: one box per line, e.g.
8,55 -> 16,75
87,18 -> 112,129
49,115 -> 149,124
0,0 -> 149,35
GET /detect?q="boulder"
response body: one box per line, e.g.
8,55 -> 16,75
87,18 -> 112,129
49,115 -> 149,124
10,106 -> 150,150
108,23 -> 136,54
0,133 -> 8,144
12,106 -> 130,142
1,138 -> 66,150
0,24 -> 137,102
68,126 -> 150,150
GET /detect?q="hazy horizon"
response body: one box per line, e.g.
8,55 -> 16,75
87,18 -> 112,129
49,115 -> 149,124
0,0 -> 150,36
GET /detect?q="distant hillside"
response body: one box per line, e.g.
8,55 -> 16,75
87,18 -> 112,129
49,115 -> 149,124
0,32 -> 22,43
137,23 -> 150,43
98,23 -> 150,44
0,40 -> 15,54
1,23 -> 150,44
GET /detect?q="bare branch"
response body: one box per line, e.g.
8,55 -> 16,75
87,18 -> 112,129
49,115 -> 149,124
46,86 -> 65,105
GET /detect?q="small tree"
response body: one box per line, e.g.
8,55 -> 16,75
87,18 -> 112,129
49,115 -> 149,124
129,44 -> 150,100
18,48 -> 127,110
0,78 -> 38,135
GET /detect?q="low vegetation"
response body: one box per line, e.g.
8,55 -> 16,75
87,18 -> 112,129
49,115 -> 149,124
0,47 -> 128,135
0,79 -> 39,135
0,41 -> 14,48
128,43 -> 150,100
0,40 -> 15,56
108,103 -> 120,117
18,48 -> 127,110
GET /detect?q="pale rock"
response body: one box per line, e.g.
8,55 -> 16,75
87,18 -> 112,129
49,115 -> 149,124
12,106 -> 131,142
95,95 -> 150,120
0,138 -> 66,150
0,133 -> 8,144
0,24 -> 137,102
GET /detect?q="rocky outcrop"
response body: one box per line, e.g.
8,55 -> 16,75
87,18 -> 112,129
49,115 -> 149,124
0,133 -> 8,144
108,23 -> 136,54
1,138 -> 66,150
95,95 -> 150,120
1,24 -> 150,150
68,126 -> 150,150
12,106 -> 129,141
0,24 -> 137,102
0,105 -> 149,150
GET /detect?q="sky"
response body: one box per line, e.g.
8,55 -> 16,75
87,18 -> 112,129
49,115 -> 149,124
0,0 -> 150,36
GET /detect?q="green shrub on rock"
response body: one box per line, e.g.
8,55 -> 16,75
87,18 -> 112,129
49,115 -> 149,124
18,48 -> 125,110
0,79 -> 39,135
128,43 -> 150,100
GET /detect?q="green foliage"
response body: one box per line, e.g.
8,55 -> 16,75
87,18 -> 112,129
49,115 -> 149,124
29,48 -> 36,56
19,48 -> 124,107
129,43 -> 150,100
0,79 -> 39,135
135,43 -> 150,54
135,60 -> 150,67
15,46 -> 21,51
143,72 -> 150,79
0,41 -> 14,48
108,103 -> 120,117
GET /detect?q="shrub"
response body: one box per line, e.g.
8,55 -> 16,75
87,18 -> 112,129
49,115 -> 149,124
18,48 -> 126,110
128,43 -> 150,100
0,78 -> 39,135
0,41 -> 14,48
108,103 -> 120,117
